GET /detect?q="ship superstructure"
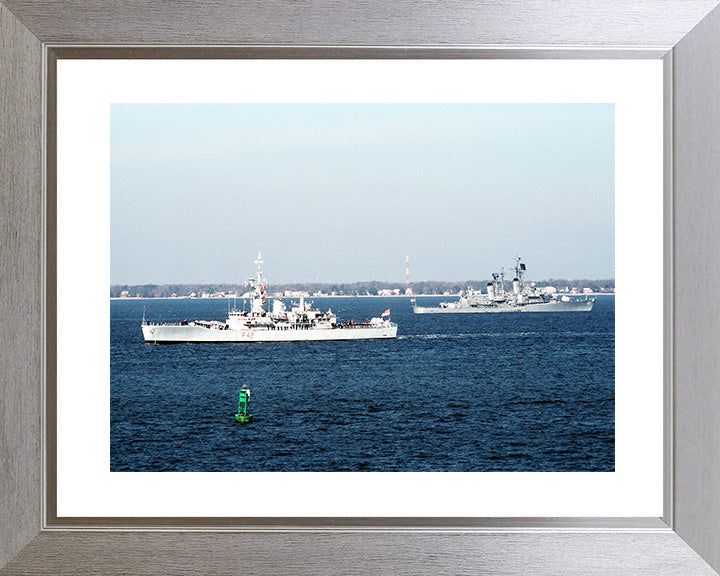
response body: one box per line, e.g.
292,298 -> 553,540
142,254 -> 398,343
413,257 -> 595,314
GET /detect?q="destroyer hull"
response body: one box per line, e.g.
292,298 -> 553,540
413,299 -> 594,314
142,324 -> 397,343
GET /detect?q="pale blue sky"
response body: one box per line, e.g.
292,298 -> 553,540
111,103 -> 614,284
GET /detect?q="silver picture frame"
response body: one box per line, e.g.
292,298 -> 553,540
2,1 -> 720,574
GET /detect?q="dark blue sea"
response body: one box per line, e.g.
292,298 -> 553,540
111,296 -> 614,472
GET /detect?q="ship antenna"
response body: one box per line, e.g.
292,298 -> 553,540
254,251 -> 266,312
255,251 -> 263,284
142,306 -> 146,324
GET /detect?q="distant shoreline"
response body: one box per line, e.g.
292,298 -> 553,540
112,278 -> 614,300
111,293 -> 614,301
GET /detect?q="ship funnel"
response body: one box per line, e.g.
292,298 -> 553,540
513,278 -> 520,295
487,282 -> 494,300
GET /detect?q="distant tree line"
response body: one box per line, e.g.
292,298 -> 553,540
110,278 -> 615,298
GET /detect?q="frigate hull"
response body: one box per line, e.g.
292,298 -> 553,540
142,323 -> 398,343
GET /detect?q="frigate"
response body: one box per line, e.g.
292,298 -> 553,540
142,254 -> 397,343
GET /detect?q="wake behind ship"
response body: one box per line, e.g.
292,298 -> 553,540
141,254 -> 398,343
413,257 -> 596,314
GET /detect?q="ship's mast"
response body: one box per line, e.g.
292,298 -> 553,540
491,272 -> 504,300
255,252 -> 264,285
515,256 -> 526,291
249,252 -> 266,314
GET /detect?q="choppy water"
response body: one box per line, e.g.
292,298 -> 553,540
111,296 -> 614,471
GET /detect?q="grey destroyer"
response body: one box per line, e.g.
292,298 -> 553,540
413,257 -> 595,314
142,254 -> 398,343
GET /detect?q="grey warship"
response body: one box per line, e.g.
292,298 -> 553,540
413,257 -> 595,314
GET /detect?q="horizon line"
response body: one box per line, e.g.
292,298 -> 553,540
111,278 -> 616,286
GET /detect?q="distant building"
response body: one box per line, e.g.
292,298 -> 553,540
284,290 -> 310,298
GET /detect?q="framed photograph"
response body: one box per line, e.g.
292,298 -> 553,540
55,58 -> 661,521
2,2 -> 720,574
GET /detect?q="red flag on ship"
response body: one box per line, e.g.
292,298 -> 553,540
381,309 -> 391,317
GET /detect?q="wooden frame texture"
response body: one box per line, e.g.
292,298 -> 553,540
2,2 -> 720,574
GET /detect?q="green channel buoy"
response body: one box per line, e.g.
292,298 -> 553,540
234,387 -> 253,423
